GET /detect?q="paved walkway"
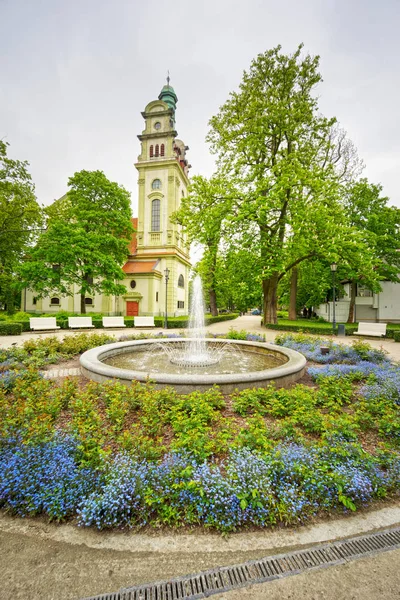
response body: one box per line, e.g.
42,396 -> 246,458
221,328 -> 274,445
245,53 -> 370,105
0,506 -> 399,600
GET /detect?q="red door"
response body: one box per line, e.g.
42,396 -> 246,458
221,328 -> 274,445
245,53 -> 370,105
126,301 -> 139,316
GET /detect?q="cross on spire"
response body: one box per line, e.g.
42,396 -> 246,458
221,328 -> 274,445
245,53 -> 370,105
167,70 -> 170,86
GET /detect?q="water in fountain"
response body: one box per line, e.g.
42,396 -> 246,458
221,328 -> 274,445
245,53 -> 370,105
170,275 -> 220,367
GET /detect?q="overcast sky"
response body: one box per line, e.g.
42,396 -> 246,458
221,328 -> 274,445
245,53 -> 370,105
1,0 -> 399,214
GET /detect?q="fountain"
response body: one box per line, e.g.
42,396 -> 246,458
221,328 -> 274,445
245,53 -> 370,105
80,276 -> 306,393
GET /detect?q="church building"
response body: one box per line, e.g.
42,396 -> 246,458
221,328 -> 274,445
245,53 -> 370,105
24,81 -> 191,317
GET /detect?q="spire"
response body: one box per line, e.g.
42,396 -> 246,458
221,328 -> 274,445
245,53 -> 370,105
158,74 -> 178,113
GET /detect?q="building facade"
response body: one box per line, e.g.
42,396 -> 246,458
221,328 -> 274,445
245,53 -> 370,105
314,280 -> 400,323
24,81 -> 191,317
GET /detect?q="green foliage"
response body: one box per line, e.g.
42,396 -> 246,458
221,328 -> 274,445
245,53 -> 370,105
234,414 -> 274,452
394,331 -> 400,343
18,170 -> 133,313
172,174 -> 234,315
0,141 -> 43,314
266,320 -> 358,335
0,322 -> 22,335
225,329 -> 249,340
316,376 -> 354,409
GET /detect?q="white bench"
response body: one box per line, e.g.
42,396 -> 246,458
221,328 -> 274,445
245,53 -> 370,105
30,317 -> 60,331
68,317 -> 94,329
354,322 -> 387,337
134,316 -> 155,327
102,317 -> 126,328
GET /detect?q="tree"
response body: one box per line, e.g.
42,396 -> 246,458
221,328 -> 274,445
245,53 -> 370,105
343,179 -> 400,322
172,174 -> 233,316
0,141 -> 42,313
19,170 -> 133,313
207,44 -> 357,324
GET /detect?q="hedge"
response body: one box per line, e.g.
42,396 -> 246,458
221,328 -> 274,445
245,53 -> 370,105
0,322 -> 23,336
264,322 -> 359,336
264,322 -> 400,338
154,313 -> 240,329
2,313 -> 240,333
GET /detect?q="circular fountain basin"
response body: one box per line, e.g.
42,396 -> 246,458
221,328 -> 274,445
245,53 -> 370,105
80,339 -> 306,394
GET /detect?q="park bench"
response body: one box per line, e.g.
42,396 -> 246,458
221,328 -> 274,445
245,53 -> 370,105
134,316 -> 155,327
30,317 -> 60,331
102,316 -> 126,328
354,322 -> 387,337
68,317 -> 94,329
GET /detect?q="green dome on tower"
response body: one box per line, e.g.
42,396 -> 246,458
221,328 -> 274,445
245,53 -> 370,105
158,76 -> 178,112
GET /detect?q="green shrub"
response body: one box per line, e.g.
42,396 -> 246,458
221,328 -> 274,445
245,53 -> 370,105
265,321 -> 359,336
92,319 -> 104,329
14,321 -> 31,332
9,311 -> 31,321
0,322 -> 22,335
393,331 -> 400,342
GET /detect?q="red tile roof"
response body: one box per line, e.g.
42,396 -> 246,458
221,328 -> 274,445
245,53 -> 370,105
122,260 -> 158,274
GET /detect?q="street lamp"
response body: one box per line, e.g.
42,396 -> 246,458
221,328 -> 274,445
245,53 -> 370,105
164,267 -> 170,329
330,262 -> 337,332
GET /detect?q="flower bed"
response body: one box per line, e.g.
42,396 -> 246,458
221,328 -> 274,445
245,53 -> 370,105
0,332 -> 399,531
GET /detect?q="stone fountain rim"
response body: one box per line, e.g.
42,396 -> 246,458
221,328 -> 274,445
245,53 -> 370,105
80,338 -> 306,385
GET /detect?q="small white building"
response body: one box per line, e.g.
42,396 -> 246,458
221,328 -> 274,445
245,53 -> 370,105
315,281 -> 400,323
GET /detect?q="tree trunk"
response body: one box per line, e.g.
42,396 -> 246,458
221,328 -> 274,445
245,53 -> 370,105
209,288 -> 218,316
80,293 -> 86,314
347,279 -> 356,323
5,288 -> 15,316
262,274 -> 279,324
288,267 -> 298,320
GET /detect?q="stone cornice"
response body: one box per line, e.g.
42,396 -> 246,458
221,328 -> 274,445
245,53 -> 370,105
138,130 -> 177,141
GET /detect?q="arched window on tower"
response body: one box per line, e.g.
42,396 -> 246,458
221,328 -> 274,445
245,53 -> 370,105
152,179 -> 161,190
178,274 -> 184,288
160,143 -> 165,157
150,145 -> 154,158
151,199 -> 160,231
155,144 -> 159,157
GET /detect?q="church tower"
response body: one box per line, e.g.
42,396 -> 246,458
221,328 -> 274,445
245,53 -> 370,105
121,79 -> 191,317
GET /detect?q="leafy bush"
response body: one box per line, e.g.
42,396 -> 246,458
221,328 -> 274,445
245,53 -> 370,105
394,331 -> 400,342
266,321 -> 358,336
0,322 -> 22,336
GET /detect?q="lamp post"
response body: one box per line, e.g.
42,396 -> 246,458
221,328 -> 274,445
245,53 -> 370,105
164,267 -> 170,329
330,262 -> 337,333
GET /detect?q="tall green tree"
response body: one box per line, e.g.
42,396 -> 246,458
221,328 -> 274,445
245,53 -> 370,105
173,174 -> 233,316
0,141 -> 42,313
343,179 -> 400,322
207,44 -> 355,324
20,170 -> 133,313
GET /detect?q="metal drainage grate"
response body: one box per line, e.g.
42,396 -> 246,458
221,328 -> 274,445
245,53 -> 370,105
82,526 -> 400,600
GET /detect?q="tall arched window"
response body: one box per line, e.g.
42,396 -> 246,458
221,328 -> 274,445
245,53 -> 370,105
152,179 -> 161,190
178,274 -> 184,288
160,143 -> 165,157
150,145 -> 154,158
155,144 -> 159,157
151,199 -> 160,231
